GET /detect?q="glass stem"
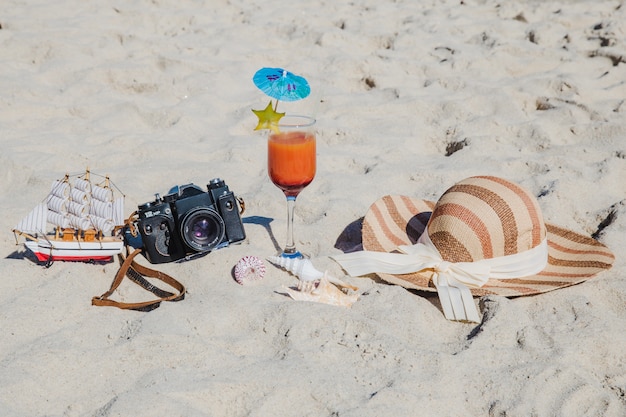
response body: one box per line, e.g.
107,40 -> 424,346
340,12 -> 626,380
284,196 -> 298,255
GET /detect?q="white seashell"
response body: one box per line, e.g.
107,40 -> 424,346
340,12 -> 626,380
234,256 -> 266,284
268,256 -> 359,291
267,256 -> 323,282
281,272 -> 359,307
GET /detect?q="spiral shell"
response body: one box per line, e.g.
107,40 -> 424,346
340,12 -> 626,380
268,256 -> 359,291
267,256 -> 323,282
234,256 -> 266,284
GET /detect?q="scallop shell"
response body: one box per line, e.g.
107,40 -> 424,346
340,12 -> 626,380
234,256 -> 266,284
281,272 -> 359,307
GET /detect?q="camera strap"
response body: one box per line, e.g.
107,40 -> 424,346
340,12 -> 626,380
92,247 -> 186,312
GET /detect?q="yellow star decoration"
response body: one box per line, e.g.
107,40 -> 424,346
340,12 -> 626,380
252,101 -> 285,132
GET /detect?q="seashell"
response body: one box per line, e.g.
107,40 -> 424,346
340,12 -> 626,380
267,256 -> 323,282
281,272 -> 359,307
234,256 -> 266,284
268,256 -> 359,291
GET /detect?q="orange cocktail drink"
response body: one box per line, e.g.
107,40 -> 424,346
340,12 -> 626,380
266,114 -> 316,258
268,131 -> 316,198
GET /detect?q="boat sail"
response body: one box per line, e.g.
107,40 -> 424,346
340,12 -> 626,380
13,170 -> 125,263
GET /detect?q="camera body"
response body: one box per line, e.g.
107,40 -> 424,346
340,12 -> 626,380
135,178 -> 245,264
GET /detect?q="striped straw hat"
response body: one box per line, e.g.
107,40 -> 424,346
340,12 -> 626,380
359,176 -> 614,297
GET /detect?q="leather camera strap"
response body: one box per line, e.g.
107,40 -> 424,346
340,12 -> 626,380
92,248 -> 186,312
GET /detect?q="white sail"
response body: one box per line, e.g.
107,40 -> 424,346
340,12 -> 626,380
48,211 -> 70,229
67,201 -> 88,217
50,180 -> 70,198
74,178 -> 91,193
70,188 -> 90,205
14,203 -> 47,235
91,217 -> 114,233
46,195 -> 67,213
112,197 -> 124,226
89,195 -> 123,235
69,214 -> 92,230
90,199 -> 113,233
90,199 -> 112,218
47,180 -> 71,229
91,185 -> 113,202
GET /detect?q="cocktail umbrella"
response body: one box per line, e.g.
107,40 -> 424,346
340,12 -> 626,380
252,67 -> 311,108
252,67 -> 311,131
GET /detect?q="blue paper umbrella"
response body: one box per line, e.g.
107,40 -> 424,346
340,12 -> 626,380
253,67 -> 311,102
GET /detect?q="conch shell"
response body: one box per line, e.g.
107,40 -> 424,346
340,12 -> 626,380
267,256 -> 358,291
281,272 -> 359,307
267,256 -> 322,282
268,256 -> 359,307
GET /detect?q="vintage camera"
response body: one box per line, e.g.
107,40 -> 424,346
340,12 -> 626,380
134,178 -> 246,264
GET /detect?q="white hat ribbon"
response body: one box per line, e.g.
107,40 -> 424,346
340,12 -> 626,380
332,233 -> 548,323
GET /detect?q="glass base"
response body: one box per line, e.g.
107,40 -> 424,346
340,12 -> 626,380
275,250 -> 307,259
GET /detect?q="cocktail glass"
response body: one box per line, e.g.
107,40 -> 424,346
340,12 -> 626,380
267,115 -> 316,258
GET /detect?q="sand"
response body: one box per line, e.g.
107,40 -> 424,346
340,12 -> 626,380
1,0 -> 625,416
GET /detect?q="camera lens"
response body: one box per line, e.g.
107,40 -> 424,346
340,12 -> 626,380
179,208 -> 225,252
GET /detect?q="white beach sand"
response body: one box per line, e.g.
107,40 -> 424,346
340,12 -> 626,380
1,0 -> 625,415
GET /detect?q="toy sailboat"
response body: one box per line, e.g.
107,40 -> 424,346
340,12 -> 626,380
12,170 -> 125,264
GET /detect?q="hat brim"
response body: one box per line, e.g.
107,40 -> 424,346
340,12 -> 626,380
361,195 -> 615,297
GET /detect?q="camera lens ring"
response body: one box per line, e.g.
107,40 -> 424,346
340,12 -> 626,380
179,208 -> 225,252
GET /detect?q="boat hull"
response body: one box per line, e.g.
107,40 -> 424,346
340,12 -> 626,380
24,238 -> 124,262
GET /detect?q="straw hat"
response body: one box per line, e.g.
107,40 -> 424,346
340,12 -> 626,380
333,176 -> 614,322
